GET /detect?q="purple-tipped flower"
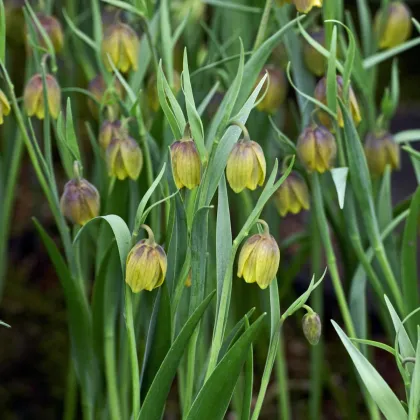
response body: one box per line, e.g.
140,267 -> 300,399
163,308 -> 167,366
256,65 -> 287,114
364,130 -> 400,176
101,22 -> 139,73
303,28 -> 326,77
275,171 -> 310,216
87,74 -> 124,119
99,120 -> 122,150
297,125 -> 337,173
314,75 -> 361,129
106,135 -> 143,181
27,14 -> 64,53
60,178 -> 100,226
23,73 -> 61,119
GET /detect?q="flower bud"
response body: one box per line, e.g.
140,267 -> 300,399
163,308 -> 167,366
60,178 -> 100,226
126,226 -> 167,293
185,269 -> 192,288
23,73 -> 61,119
277,0 -> 322,14
303,28 -> 326,76
170,137 -> 201,189
256,65 -> 287,114
106,135 -> 143,181
226,140 -> 266,193
302,311 -> 322,345
0,89 -> 11,125
99,120 -> 122,150
314,75 -> 361,128
364,130 -> 400,176
88,74 -> 124,119
375,2 -> 412,49
275,171 -> 310,216
27,14 -> 64,53
146,70 -> 181,112
271,43 -> 288,69
297,124 -> 337,173
101,22 -> 139,73
237,222 -> 280,290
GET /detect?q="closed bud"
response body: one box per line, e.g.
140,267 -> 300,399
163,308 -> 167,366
375,2 -> 412,49
27,14 -> 64,53
303,28 -> 326,76
275,171 -> 310,216
101,22 -> 139,73
99,120 -> 122,150
226,140 -> 266,193
314,75 -> 361,128
237,220 -> 280,290
277,0 -> 322,14
23,73 -> 61,119
297,124 -> 337,173
185,269 -> 192,288
126,225 -> 167,293
256,65 -> 287,114
147,70 -> 181,112
88,74 -> 124,119
170,137 -> 201,189
364,130 -> 400,176
0,89 -> 11,125
302,311 -> 322,345
106,135 -> 143,180
60,178 -> 100,226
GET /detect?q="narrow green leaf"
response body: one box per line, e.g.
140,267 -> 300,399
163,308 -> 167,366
186,314 -> 266,420
0,320 -> 10,328
333,321 -> 408,419
139,291 -> 216,420
160,0 -> 173,85
326,26 -> 338,117
384,295 -> 415,360
219,308 -> 256,360
356,0 -> 373,56
330,168 -> 349,209
408,330 -> 420,419
74,215 -> 131,275
65,99 -> 81,163
349,338 -> 397,357
363,37 -> 420,69
241,316 -> 253,420
203,0 -> 262,13
62,9 -> 98,51
140,284 -> 172,399
101,0 -> 146,18
395,130 -> 420,144
401,186 -> 420,337
216,174 -> 232,323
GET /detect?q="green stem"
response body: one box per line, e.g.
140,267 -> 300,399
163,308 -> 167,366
183,328 -> 199,414
312,173 -> 356,338
124,286 -> 140,418
104,330 -> 122,420
63,358 -> 77,420
276,331 -> 290,420
309,211 -> 323,420
253,0 -> 274,51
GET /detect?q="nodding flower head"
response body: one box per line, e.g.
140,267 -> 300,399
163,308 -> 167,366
60,177 -> 100,226
101,22 -> 139,73
375,2 -> 412,49
364,130 -> 400,177
275,171 -> 310,216
303,28 -> 326,76
125,226 -> 167,293
297,124 -> 337,173
23,73 -> 61,119
277,0 -> 323,14
0,90 -> 11,125
255,65 -> 287,114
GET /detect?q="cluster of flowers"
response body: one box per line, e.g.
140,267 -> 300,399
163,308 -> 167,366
0,0 -> 411,308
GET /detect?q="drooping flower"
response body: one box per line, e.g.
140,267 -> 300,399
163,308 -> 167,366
274,171 -> 310,216
170,137 -> 201,189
